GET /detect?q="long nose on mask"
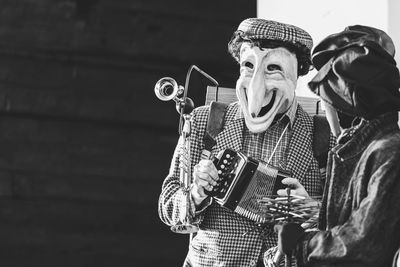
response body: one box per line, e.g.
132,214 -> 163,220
247,65 -> 267,118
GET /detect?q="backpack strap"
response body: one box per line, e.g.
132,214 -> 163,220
312,115 -> 331,169
201,103 -> 331,168
201,101 -> 228,160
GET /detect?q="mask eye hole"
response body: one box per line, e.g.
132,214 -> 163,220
267,64 -> 282,71
244,61 -> 254,69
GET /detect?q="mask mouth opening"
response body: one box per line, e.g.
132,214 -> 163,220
258,91 -> 276,117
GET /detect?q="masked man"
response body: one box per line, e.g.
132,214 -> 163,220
274,25 -> 400,267
158,18 -> 334,267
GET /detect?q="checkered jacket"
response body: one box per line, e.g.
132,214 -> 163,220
158,102 -> 332,267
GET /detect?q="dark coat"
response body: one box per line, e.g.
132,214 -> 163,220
297,112 -> 400,267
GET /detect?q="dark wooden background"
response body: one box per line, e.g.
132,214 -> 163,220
0,1 -> 255,266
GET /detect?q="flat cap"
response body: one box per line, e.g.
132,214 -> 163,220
312,25 -> 396,70
237,18 -> 313,53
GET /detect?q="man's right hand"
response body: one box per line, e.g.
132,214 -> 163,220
191,159 -> 219,206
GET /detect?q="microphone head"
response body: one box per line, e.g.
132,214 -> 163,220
176,97 -> 195,114
154,77 -> 179,101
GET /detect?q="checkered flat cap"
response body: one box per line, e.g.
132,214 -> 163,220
237,18 -> 313,53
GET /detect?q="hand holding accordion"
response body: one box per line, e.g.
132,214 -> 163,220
205,148 -> 320,224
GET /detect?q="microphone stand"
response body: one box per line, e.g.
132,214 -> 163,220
169,65 -> 219,235
178,65 -> 219,134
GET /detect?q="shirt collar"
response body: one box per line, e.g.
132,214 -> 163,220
235,98 -> 298,128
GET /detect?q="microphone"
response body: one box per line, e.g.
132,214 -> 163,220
154,65 -> 219,135
177,65 -> 219,134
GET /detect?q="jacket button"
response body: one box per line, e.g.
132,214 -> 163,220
249,259 -> 256,266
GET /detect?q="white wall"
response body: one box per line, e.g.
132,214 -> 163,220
257,0 -> 390,97
389,0 -> 400,66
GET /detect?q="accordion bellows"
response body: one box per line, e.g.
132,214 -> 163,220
235,162 -> 280,222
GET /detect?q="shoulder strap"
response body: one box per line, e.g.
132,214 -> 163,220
313,115 -> 331,168
202,104 -> 331,167
202,101 -> 228,158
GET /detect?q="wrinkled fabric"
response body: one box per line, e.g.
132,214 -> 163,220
296,112 -> 400,267
312,25 -> 396,68
308,25 -> 400,119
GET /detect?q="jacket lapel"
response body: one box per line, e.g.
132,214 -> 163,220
286,108 -> 314,184
213,118 -> 244,155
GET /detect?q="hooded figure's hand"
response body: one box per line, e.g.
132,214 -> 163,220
275,222 -> 305,255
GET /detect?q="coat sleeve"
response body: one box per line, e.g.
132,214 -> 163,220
157,106 -> 210,227
296,138 -> 400,266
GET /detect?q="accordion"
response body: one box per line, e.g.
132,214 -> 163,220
205,148 -> 292,223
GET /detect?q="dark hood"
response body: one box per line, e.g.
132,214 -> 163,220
308,25 -> 400,119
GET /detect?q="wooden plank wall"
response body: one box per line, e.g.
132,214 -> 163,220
0,1 -> 256,266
